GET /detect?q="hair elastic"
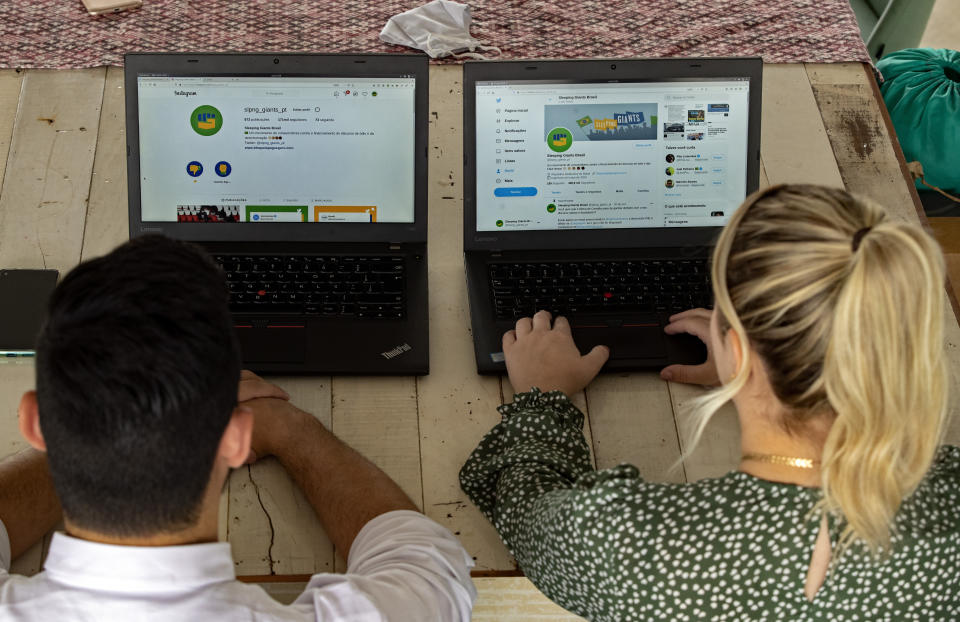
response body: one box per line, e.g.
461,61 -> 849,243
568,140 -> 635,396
852,227 -> 872,251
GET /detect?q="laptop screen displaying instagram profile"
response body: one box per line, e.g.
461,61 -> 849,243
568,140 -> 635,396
475,79 -> 750,231
137,76 -> 416,224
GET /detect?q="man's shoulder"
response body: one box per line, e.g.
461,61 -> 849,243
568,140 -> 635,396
0,512 -> 474,621
0,571 -> 316,620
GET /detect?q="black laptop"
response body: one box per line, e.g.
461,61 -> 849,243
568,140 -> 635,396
125,53 -> 429,374
463,58 -> 762,373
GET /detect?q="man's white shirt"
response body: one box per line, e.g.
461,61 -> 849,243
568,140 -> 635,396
0,510 -> 476,621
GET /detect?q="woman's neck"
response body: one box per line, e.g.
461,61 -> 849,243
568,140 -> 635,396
736,393 -> 833,487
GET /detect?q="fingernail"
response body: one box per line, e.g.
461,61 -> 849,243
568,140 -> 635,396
661,370 -> 673,380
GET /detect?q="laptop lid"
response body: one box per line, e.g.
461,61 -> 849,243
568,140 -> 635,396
463,58 -> 762,253
125,53 -> 428,245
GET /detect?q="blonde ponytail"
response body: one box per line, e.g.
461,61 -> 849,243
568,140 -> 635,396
822,221 -> 947,554
686,184 -> 949,555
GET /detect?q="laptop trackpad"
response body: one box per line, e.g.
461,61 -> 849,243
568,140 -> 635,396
236,327 -> 306,363
572,322 -> 666,360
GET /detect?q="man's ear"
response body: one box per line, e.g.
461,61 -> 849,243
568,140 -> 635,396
219,406 -> 253,469
18,391 -> 46,452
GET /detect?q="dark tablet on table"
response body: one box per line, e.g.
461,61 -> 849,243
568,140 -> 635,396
0,269 -> 58,357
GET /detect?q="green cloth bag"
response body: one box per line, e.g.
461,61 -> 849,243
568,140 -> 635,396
877,48 -> 960,194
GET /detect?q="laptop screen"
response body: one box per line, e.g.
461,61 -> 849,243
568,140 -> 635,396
137,76 -> 416,224
475,78 -> 750,232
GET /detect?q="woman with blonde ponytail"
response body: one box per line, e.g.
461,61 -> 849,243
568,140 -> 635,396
461,184 -> 959,620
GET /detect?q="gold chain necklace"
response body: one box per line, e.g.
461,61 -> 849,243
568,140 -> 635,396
741,453 -> 820,469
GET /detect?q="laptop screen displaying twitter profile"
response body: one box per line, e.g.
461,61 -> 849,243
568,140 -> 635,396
137,76 -> 416,224
475,79 -> 750,231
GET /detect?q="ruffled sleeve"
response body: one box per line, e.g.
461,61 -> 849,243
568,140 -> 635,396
459,388 -> 592,531
460,389 -> 648,618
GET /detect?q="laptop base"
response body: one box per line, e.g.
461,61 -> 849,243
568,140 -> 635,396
467,251 -> 708,375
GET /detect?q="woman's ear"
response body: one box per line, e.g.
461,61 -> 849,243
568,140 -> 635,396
726,326 -> 745,378
18,391 -> 47,452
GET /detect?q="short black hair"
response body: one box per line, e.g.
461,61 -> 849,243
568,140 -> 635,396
35,235 -> 241,536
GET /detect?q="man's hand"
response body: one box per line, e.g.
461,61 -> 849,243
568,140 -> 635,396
234,374 -> 418,557
659,308 -> 720,386
237,370 -> 299,463
238,369 -> 289,403
502,310 -> 609,397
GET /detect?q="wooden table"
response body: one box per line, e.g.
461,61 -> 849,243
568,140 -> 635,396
2,62 -> 958,619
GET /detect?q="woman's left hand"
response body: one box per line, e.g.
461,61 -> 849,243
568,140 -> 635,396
660,308 -> 720,386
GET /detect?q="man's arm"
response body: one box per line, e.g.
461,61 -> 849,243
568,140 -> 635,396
0,448 -> 61,562
239,391 -> 417,558
238,373 -> 474,620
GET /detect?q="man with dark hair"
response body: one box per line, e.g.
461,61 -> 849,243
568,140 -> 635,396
0,236 -> 475,620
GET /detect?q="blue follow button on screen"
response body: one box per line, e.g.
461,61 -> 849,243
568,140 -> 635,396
494,187 -> 538,197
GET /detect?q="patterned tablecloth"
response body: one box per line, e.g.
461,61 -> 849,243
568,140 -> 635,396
0,0 -> 870,69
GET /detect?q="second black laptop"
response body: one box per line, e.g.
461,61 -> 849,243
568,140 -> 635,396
463,58 -> 763,373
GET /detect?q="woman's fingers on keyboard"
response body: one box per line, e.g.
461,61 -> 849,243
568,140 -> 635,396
667,307 -> 711,323
664,314 -> 711,342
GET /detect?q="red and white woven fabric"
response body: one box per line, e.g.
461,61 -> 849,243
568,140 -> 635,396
0,0 -> 870,69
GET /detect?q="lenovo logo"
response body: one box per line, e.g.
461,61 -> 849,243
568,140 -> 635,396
380,343 -> 412,360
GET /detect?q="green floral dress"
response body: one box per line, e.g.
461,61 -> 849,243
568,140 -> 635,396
459,389 -> 960,621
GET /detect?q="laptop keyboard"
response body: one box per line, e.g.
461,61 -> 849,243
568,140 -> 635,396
214,255 -> 405,319
489,259 -> 712,321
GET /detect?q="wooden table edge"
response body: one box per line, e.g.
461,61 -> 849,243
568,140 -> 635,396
236,570 -> 527,583
860,63 -> 960,322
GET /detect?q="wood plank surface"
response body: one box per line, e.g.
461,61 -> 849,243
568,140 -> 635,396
759,64 -> 844,189
332,377 -> 423,509
252,579 -> 308,605
0,70 -> 24,191
330,376 -> 422,572
0,69 -> 106,273
252,576 -> 588,620
416,64 -> 515,572
804,63 -> 918,221
472,577 -> 587,621
669,383 -> 742,482
80,66 -> 127,262
228,377 -> 335,576
588,373 -> 685,480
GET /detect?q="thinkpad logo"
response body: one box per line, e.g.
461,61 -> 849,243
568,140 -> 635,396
380,343 -> 412,360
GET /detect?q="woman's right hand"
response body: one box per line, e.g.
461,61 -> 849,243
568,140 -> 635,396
503,310 -> 609,397
659,308 -> 720,386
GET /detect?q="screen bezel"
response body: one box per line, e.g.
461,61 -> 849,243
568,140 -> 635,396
463,58 -> 763,252
125,53 -> 428,244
